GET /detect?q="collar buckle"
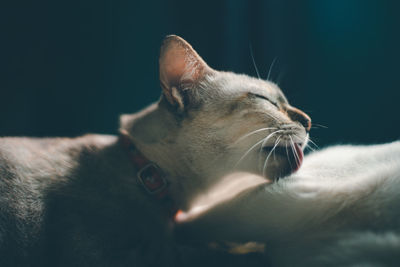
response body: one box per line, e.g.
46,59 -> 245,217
137,163 -> 168,195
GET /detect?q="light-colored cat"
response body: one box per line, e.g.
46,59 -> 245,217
0,35 -> 310,266
121,35 -> 311,208
177,141 -> 400,266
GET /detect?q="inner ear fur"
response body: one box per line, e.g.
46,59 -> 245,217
159,35 -> 212,111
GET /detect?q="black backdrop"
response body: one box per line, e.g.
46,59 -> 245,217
1,0 -> 399,148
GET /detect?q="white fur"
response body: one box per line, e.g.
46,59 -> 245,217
178,141 -> 400,266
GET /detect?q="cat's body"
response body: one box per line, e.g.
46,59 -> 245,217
0,134 -> 179,266
177,141 -> 400,266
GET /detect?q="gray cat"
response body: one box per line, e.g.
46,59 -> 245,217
0,35 -> 310,266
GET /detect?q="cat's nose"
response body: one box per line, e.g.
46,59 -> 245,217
285,106 -> 312,132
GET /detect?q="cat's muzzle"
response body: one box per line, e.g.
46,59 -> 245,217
262,142 -> 304,179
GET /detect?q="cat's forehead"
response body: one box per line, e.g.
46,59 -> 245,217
207,71 -> 285,100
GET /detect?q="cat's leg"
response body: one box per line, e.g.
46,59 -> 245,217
175,183 -> 276,243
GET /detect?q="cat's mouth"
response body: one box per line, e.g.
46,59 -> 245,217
262,143 -> 304,178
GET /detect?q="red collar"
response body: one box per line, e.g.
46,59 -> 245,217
119,134 -> 169,199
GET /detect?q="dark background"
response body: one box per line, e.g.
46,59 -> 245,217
1,0 -> 399,147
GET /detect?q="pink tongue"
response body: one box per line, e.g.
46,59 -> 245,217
294,143 -> 304,171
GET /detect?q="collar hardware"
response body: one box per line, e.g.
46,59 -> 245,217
137,163 -> 168,195
119,133 -> 180,218
119,134 -> 169,199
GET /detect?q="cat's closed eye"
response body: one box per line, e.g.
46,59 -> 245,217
249,93 -> 279,108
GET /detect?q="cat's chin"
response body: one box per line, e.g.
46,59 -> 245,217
262,143 -> 304,180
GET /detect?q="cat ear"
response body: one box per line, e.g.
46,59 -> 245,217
159,35 -> 212,111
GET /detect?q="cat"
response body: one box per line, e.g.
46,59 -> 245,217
176,141 -> 400,266
0,35 -> 311,266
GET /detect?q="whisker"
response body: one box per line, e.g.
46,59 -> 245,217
262,136 -> 281,176
291,136 -> 301,163
258,129 -> 281,161
311,126 -> 326,130
276,69 -> 286,87
235,130 -> 283,167
313,123 -> 328,129
308,138 -> 320,149
289,135 -> 300,166
290,140 -> 298,159
288,138 -> 298,166
259,130 -> 285,155
266,57 -> 278,81
305,143 -> 316,152
292,133 -> 315,152
235,127 -> 277,144
285,144 -> 293,170
249,44 -> 261,79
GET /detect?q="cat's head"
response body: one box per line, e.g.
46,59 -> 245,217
122,35 -> 310,186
